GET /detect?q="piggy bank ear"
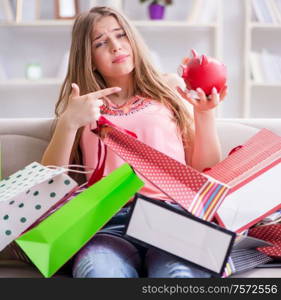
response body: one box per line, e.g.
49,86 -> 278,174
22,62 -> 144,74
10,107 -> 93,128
200,54 -> 209,66
190,49 -> 198,58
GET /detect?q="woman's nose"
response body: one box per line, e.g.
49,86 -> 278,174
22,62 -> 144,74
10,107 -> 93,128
111,39 -> 122,53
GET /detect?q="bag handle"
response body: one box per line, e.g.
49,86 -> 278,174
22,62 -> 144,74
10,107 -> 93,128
87,138 -> 107,187
93,116 -> 137,138
228,145 -> 243,156
46,164 -> 94,174
87,117 -> 138,187
202,145 -> 244,173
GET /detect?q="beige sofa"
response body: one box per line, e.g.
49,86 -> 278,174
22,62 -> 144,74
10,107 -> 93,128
0,118 -> 281,278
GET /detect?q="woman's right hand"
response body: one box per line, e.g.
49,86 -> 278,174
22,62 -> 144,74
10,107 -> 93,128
60,83 -> 121,130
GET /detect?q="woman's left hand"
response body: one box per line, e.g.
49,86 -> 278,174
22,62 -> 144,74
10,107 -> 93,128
176,85 -> 228,113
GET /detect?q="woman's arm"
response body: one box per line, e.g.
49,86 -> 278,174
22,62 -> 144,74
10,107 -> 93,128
41,117 -> 78,167
177,86 -> 227,171
41,83 -> 121,167
190,109 -> 221,171
163,72 -> 227,171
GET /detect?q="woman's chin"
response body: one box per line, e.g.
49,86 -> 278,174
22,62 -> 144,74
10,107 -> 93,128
110,66 -> 135,77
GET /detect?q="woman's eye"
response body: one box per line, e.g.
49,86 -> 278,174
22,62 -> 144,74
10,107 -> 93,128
94,33 -> 126,48
117,32 -> 126,38
95,40 -> 107,48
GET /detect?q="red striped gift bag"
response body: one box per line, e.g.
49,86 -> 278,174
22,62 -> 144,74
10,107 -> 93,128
204,129 -> 281,233
249,224 -> 281,259
92,117 -> 229,221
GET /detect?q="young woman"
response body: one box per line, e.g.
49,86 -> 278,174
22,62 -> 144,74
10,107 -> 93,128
41,6 -> 227,278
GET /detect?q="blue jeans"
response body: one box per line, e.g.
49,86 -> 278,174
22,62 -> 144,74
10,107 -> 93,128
72,201 -> 211,278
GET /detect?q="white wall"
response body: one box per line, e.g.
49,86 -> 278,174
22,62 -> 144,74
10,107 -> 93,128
221,0 -> 245,117
124,0 -> 246,118
0,0 -> 273,118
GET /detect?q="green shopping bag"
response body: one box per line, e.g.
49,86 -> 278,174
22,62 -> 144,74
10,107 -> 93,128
15,163 -> 144,277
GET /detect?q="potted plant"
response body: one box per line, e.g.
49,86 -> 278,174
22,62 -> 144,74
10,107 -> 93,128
140,0 -> 173,20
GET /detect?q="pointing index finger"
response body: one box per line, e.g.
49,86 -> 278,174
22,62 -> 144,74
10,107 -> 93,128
90,87 -> 122,99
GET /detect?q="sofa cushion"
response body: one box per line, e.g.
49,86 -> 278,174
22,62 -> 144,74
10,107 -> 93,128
216,122 -> 259,158
0,260 -> 70,278
0,135 -> 48,178
0,118 -> 53,178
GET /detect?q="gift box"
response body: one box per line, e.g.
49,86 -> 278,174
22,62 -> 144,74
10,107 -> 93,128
93,117 -> 229,222
0,162 -> 77,251
15,163 -> 144,278
204,129 -> 281,233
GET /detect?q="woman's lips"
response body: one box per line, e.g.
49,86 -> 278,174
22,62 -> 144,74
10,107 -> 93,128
112,54 -> 129,63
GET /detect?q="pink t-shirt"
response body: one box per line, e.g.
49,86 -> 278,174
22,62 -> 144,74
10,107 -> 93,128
80,95 -> 187,202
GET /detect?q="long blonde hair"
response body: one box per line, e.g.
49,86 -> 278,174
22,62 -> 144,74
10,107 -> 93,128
55,6 -> 194,167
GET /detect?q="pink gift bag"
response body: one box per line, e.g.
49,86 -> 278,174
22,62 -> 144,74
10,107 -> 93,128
92,117 -> 229,221
249,224 -> 281,259
204,129 -> 281,233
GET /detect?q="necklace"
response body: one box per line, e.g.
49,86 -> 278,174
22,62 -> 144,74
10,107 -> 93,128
101,95 -> 150,116
105,95 -> 137,109
103,95 -> 140,111
108,99 -> 131,109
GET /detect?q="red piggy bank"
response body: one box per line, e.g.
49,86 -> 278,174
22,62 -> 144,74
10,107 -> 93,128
178,49 -> 227,96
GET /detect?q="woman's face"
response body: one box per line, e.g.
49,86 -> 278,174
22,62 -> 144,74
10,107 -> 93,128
91,16 -> 134,79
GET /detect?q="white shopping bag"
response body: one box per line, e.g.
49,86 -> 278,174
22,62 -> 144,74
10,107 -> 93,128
0,162 -> 77,251
125,194 -> 236,277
